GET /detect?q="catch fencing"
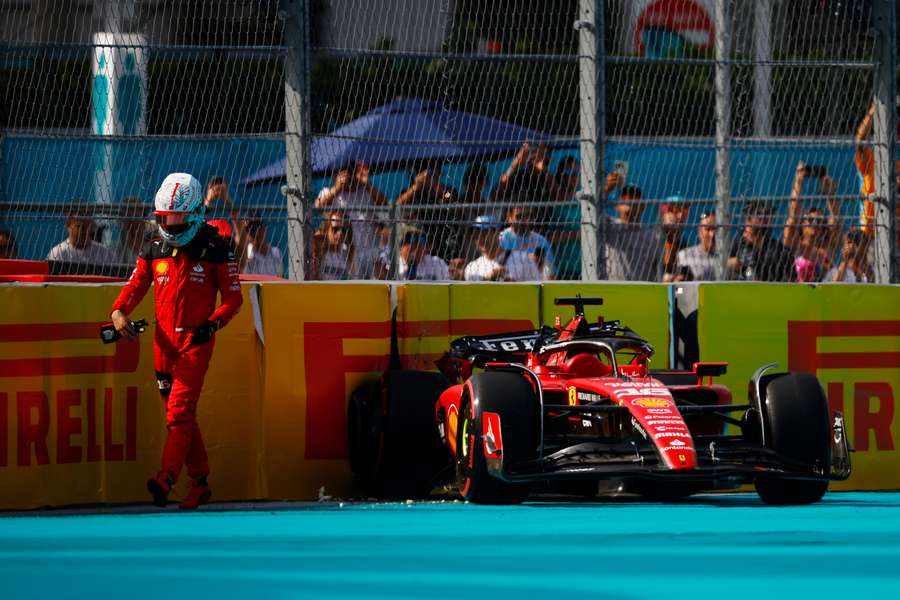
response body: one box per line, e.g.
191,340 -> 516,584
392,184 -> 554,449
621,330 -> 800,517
0,1 -> 897,283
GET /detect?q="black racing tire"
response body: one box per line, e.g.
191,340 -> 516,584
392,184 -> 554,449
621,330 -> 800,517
347,380 -> 381,485
380,371 -> 450,498
754,373 -> 831,506
457,371 -> 538,505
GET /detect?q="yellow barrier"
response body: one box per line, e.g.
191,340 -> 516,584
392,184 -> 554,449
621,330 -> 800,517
698,283 -> 900,490
258,282 -> 391,500
7,281 -> 892,508
540,283 -> 671,367
0,283 -> 256,507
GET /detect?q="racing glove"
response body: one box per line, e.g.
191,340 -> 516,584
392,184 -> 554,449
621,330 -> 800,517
190,320 -> 218,346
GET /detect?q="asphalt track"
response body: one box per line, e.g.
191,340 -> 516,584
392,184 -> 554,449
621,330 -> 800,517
0,492 -> 898,599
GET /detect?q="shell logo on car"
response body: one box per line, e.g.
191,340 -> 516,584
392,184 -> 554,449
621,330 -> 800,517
631,398 -> 670,408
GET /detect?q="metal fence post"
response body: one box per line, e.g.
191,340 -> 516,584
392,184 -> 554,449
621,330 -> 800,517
753,0 -> 772,138
872,0 -> 897,284
713,0 -> 732,281
281,0 -> 311,281
577,0 -> 604,281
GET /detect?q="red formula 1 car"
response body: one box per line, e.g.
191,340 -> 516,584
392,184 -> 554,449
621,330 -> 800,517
348,296 -> 851,505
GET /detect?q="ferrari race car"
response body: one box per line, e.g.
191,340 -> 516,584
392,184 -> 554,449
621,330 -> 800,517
348,296 -> 851,505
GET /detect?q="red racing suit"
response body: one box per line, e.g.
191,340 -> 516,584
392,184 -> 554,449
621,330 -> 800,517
111,224 -> 242,483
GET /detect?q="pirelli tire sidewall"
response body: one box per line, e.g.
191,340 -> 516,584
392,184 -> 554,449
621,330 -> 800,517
457,371 -> 538,505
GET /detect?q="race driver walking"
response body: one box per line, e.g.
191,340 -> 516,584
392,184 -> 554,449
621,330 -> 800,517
109,173 -> 242,509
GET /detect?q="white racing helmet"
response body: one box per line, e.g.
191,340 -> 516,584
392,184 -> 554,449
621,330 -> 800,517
154,173 -> 205,246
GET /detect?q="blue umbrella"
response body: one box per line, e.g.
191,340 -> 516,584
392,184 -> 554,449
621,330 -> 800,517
240,97 -> 560,185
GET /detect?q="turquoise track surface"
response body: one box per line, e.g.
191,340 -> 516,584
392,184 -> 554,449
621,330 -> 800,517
1,492 -> 898,599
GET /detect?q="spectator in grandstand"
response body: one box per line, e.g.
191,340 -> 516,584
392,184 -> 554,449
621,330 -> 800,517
396,159 -> 459,207
825,228 -> 873,283
398,230 -> 450,281
460,161 -> 491,209
674,212 -> 719,281
455,162 -> 492,264
550,156 -> 582,280
783,162 -> 842,282
500,205 -> 554,278
854,102 -> 900,255
311,211 -> 355,281
491,142 -> 562,205
47,206 -> 118,266
605,184 -> 663,281
241,215 -> 283,278
661,195 -> 691,282
351,211 -> 390,280
854,101 -> 879,232
204,176 -> 239,240
317,160 -> 389,278
115,196 -> 151,267
0,228 -> 17,259
727,201 -> 794,282
853,102 -> 875,208
396,159 -> 459,261
548,164 -> 632,280
448,257 -> 467,281
492,143 -> 563,259
464,214 -> 542,282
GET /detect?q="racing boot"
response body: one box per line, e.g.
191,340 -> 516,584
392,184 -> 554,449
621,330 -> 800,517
179,476 -> 212,510
147,472 -> 174,507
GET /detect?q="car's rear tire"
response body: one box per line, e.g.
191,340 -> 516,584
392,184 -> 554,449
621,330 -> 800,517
457,371 -> 538,505
754,373 -> 830,506
348,371 -> 449,499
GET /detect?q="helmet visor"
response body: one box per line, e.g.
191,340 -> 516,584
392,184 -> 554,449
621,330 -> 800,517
158,212 -> 190,236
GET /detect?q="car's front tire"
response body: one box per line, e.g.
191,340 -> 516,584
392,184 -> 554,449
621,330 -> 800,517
457,371 -> 538,505
754,372 -> 831,505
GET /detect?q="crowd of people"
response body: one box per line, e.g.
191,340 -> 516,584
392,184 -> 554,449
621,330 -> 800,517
309,132 -> 891,283
0,102 -> 895,283
0,177 -> 284,278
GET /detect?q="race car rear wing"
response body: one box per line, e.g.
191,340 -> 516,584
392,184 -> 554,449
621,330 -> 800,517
435,328 -> 549,382
448,327 -> 550,364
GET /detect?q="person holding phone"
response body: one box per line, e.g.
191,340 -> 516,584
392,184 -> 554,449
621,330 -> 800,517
783,161 -> 841,282
395,159 -> 459,262
661,195 -> 690,282
316,160 -> 389,279
605,185 -> 664,281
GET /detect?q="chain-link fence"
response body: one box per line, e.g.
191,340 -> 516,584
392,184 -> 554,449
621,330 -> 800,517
1,0 -> 288,277
1,1 -> 897,283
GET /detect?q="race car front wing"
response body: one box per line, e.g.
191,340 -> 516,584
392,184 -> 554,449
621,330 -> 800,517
489,411 -> 851,486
